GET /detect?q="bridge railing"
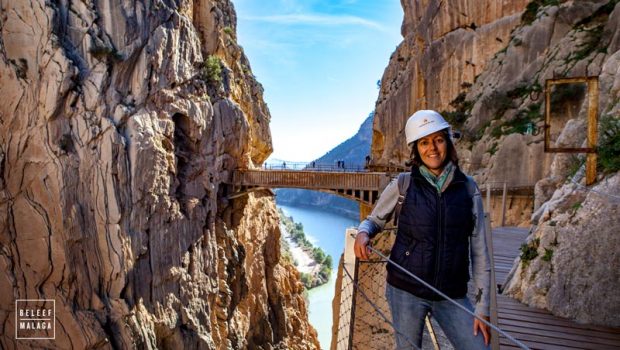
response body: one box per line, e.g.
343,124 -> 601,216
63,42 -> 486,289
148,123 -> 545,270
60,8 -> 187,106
233,170 -> 390,191
263,161 -> 369,172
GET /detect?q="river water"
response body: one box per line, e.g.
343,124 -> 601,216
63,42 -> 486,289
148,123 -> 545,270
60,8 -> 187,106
278,204 -> 358,350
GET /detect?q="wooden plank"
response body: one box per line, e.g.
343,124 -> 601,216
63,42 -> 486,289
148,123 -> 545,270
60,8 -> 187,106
497,301 -> 551,315
498,308 -> 584,325
499,338 -> 585,350
498,326 -> 620,348
498,321 -> 620,346
499,339 -> 585,350
499,309 -> 620,335
498,318 -> 620,339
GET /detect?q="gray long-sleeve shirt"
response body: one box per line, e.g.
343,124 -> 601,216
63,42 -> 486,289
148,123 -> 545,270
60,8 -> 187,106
358,175 -> 491,316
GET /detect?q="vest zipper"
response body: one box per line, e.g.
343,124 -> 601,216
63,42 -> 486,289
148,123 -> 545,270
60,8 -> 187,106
434,179 -> 464,293
433,190 -> 443,289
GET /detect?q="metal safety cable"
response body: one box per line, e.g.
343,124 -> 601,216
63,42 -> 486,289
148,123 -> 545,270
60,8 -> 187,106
570,178 -> 620,203
353,233 -> 531,350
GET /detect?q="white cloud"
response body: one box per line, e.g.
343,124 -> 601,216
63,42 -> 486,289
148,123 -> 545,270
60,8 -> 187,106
240,13 -> 385,31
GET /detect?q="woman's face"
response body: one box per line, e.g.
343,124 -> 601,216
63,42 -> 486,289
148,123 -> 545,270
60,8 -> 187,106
417,131 -> 447,175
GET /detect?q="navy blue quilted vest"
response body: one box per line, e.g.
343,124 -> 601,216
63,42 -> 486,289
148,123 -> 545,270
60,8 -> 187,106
387,166 -> 474,300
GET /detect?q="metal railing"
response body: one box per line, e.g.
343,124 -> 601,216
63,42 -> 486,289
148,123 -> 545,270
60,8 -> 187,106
263,161 -> 369,172
334,215 -> 530,350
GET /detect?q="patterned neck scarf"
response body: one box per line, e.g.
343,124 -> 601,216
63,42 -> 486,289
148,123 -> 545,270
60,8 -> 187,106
419,162 -> 455,193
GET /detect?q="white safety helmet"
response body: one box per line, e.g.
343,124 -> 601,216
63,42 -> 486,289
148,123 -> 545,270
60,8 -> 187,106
405,110 -> 451,145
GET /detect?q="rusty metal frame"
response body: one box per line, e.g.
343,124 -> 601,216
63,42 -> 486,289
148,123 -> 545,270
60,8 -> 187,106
545,76 -> 599,185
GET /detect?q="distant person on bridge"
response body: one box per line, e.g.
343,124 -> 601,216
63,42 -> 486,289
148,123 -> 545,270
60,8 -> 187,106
354,110 -> 491,349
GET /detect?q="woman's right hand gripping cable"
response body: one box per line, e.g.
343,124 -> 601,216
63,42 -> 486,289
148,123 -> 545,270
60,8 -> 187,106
354,231 -> 372,260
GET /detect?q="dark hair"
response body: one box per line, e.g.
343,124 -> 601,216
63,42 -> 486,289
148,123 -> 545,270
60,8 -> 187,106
405,129 -> 459,168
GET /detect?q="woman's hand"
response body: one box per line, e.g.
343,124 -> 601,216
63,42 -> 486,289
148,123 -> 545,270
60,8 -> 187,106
354,232 -> 371,260
473,315 -> 490,346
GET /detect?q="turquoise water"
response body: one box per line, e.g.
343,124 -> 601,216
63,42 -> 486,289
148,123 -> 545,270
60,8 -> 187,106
278,204 -> 358,350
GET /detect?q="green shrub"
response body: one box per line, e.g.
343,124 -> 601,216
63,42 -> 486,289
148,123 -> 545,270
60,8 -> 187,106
202,55 -> 223,85
300,273 -> 312,287
223,26 -> 234,37
490,103 -> 542,139
490,125 -> 503,139
89,44 -> 123,61
520,238 -> 540,265
324,255 -> 333,269
522,0 -> 561,25
313,248 -> 325,264
542,248 -> 554,262
278,209 -> 333,289
507,83 -> 542,100
319,265 -> 331,281
441,92 -> 474,130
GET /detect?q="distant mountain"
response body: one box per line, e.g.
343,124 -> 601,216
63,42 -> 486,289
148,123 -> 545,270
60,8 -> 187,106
275,113 -> 373,219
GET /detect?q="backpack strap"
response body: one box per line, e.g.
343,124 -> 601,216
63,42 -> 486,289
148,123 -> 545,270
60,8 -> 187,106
392,172 -> 411,226
465,175 -> 477,198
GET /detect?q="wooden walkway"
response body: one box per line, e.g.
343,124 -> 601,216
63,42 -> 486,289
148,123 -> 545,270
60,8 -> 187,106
493,227 -> 620,350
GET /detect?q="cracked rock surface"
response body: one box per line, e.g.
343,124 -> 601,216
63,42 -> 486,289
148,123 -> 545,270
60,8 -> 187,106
0,0 -> 318,348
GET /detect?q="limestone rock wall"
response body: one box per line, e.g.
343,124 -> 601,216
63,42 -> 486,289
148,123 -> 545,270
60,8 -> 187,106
465,0 -> 620,326
372,0 -> 529,166
0,0 -> 318,349
503,173 -> 620,326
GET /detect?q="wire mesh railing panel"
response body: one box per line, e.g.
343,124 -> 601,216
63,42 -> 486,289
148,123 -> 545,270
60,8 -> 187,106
350,261 -> 395,349
335,231 -> 455,350
335,259 -> 355,350
348,261 -> 454,350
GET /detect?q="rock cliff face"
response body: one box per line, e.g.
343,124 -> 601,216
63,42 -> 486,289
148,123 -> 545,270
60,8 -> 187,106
455,0 -> 620,326
370,0 -> 620,327
503,173 -> 620,326
372,0 -> 530,167
0,0 -> 318,349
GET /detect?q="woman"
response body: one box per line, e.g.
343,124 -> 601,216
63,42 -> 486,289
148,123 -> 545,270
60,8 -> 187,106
354,110 -> 491,349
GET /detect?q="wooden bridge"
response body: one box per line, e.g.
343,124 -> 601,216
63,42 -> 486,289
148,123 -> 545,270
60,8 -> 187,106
229,169 -> 393,206
228,169 -> 535,207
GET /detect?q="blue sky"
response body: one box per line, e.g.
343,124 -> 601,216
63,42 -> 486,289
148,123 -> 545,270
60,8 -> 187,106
234,0 -> 403,162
